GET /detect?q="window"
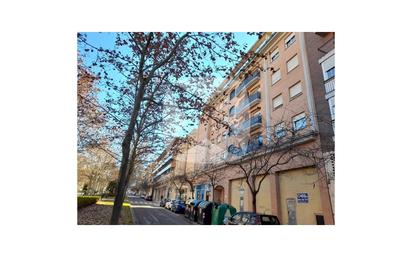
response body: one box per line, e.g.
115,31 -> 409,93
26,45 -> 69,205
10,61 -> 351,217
289,82 -> 302,99
275,122 -> 286,138
229,89 -> 236,100
287,54 -> 299,72
229,106 -> 235,116
321,54 -> 335,81
326,67 -> 335,80
285,33 -> 296,48
271,48 -> 279,62
247,135 -> 263,152
272,69 -> 281,85
272,94 -> 283,109
292,112 -> 306,131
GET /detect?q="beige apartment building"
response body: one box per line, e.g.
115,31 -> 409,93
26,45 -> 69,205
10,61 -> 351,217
149,32 -> 335,225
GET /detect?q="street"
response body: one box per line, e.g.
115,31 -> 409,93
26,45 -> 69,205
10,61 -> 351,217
128,196 -> 194,225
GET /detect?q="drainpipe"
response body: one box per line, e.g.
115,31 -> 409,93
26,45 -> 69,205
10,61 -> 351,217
299,32 -> 318,132
262,55 -> 272,141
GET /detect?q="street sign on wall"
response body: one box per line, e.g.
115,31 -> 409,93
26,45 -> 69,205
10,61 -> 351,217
297,192 -> 309,203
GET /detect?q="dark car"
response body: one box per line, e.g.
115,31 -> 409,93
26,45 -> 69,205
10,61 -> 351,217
223,212 -> 280,225
171,200 -> 186,213
145,195 -> 153,201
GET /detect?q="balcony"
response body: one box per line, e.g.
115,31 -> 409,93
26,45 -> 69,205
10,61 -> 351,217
324,77 -> 335,99
236,91 -> 261,116
239,114 -> 262,132
235,70 -> 260,96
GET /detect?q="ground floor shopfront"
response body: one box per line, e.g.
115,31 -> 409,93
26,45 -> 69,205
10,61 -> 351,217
214,166 -> 334,225
150,167 -> 334,224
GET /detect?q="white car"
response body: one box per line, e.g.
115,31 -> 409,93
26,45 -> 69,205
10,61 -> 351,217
165,200 -> 175,210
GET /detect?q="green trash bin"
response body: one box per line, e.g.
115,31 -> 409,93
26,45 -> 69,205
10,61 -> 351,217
211,203 -> 236,225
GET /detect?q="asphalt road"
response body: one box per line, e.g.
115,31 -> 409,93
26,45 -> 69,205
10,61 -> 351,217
128,196 -> 194,225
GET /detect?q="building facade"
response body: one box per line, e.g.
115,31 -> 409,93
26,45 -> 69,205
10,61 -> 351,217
149,32 -> 335,224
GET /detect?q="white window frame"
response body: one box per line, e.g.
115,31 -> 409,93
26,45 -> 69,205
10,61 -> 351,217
285,33 -> 296,48
319,50 -> 335,81
271,48 -> 279,62
292,112 -> 306,131
275,122 -> 286,138
272,94 -> 283,109
287,54 -> 299,73
272,69 -> 281,85
289,81 -> 302,99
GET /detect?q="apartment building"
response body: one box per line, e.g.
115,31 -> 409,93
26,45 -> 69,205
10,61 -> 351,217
150,32 -> 335,224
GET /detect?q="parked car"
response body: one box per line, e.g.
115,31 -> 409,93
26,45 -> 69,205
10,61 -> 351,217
140,194 -> 146,199
171,200 -> 186,213
159,198 -> 169,207
223,212 -> 280,225
145,195 -> 153,201
165,200 -> 175,210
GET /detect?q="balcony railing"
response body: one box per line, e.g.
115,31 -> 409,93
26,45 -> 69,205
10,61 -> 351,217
235,70 -> 260,96
239,114 -> 262,131
324,77 -> 335,95
236,91 -> 261,115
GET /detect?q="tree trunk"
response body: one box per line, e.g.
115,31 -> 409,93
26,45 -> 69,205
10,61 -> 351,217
252,193 -> 257,213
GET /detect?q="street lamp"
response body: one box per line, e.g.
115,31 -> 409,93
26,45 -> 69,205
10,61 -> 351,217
239,184 -> 245,211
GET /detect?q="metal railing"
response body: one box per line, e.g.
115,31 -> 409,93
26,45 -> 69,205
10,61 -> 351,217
235,70 -> 260,96
236,91 -> 261,115
239,114 -> 262,131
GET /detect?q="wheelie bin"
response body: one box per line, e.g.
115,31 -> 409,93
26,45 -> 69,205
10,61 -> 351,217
211,203 -> 237,225
189,199 -> 203,222
184,199 -> 194,219
197,201 -> 213,225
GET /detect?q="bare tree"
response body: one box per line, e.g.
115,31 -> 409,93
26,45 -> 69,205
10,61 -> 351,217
77,147 -> 118,195
170,173 -> 186,200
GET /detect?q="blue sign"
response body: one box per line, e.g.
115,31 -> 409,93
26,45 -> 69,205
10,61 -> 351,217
297,193 -> 309,203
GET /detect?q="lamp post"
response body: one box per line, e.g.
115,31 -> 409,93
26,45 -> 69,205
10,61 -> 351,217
239,184 -> 245,211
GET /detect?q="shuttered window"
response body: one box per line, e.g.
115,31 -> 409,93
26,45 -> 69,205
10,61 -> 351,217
271,48 -> 279,62
272,69 -> 281,85
272,94 -> 283,109
285,33 -> 296,48
322,54 -> 335,80
292,112 -> 306,131
229,89 -> 236,100
289,82 -> 302,99
229,106 -> 235,116
287,54 -> 299,72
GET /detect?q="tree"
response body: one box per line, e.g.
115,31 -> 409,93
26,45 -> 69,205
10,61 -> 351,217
77,146 -> 118,195
78,32 -> 257,224
77,58 -> 106,151
106,180 -> 117,195
170,173 -> 187,200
